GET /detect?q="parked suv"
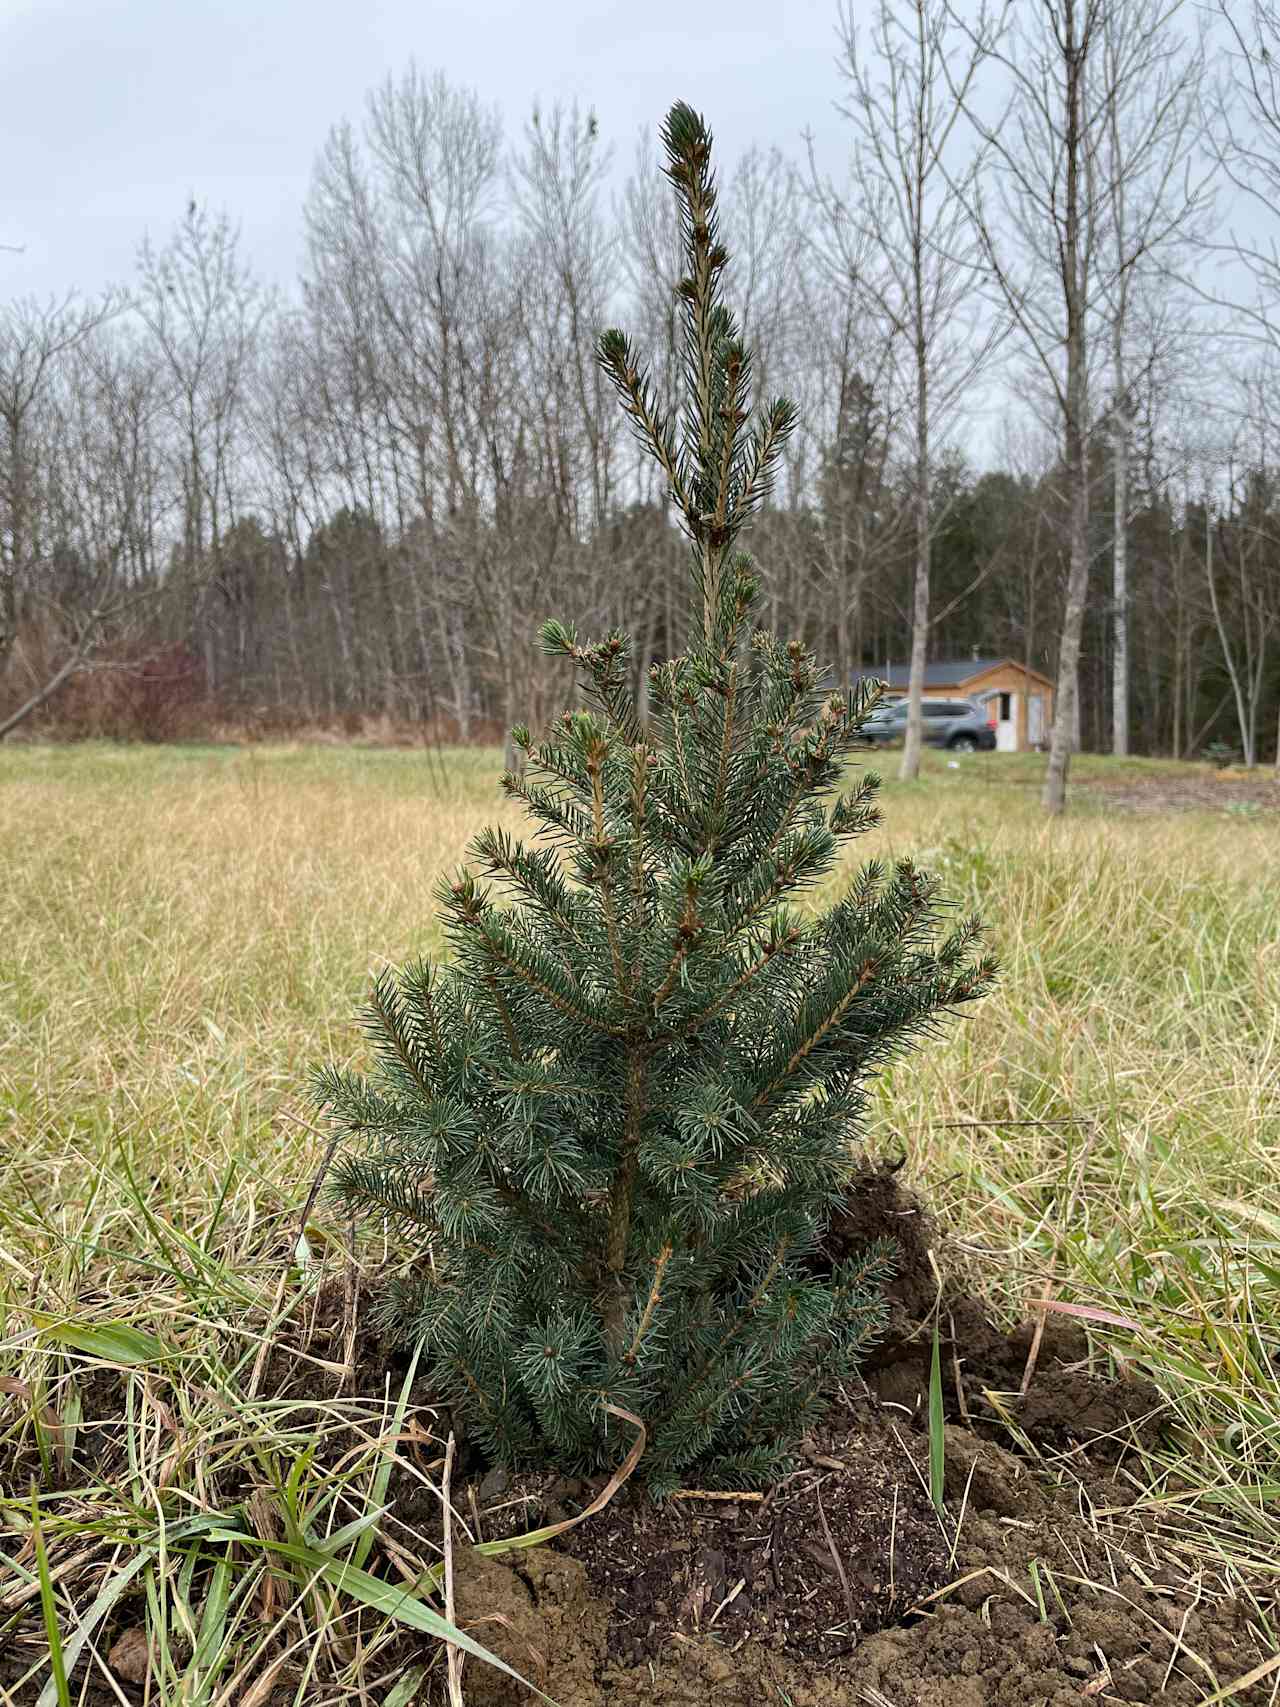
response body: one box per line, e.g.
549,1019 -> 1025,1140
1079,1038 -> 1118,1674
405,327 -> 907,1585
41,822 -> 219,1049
859,696 -> 996,752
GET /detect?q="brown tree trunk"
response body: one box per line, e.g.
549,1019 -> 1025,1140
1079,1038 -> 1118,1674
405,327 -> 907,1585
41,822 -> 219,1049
900,334 -> 930,782
1,421 -> 26,692
0,567 -> 15,691
1111,384 -> 1130,755
899,445 -> 930,780
1042,0 -> 1089,816
1044,447 -> 1090,814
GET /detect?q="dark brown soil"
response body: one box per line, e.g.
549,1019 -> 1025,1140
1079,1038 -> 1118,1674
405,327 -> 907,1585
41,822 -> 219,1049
557,1402 -> 948,1663
439,1167 -> 1276,1704
1083,771 -> 1280,815
824,1166 -> 1165,1459
4,1168 -> 1277,1706
445,1511 -> 1278,1707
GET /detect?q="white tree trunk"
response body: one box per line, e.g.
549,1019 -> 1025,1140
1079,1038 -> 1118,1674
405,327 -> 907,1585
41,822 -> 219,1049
900,337 -> 930,781
899,466 -> 930,781
1111,397 -> 1130,755
1041,0 -> 1089,817
1043,413 -> 1089,814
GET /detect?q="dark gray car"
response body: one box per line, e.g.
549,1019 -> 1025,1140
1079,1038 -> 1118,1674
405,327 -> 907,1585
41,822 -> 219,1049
859,696 -> 996,752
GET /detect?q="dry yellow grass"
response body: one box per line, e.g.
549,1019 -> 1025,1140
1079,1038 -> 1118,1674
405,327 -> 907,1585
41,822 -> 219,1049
0,740 -> 1277,1699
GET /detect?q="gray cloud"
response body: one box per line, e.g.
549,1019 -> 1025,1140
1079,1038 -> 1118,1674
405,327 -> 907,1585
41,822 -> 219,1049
4,0 -> 847,299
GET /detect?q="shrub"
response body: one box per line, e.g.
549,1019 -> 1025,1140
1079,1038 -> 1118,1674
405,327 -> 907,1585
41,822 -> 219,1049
313,102 -> 994,1494
1203,739 -> 1242,770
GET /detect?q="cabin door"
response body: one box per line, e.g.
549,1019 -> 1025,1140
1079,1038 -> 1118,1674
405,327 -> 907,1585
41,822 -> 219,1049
983,690 -> 1019,752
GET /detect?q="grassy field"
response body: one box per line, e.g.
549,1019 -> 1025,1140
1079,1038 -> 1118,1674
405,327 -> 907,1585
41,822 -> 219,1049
1,740 -> 1278,1703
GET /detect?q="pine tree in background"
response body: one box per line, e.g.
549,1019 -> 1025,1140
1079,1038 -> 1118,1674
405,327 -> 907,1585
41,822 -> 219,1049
313,102 -> 995,1495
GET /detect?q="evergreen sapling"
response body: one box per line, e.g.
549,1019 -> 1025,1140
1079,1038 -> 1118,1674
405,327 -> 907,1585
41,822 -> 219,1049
313,101 -> 995,1496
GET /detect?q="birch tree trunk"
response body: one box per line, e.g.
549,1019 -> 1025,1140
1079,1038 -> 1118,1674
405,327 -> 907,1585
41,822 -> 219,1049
1111,379 -> 1130,755
1203,500 -> 1255,767
1042,0 -> 1090,816
817,0 -> 992,780
947,0 -> 1205,807
900,404 -> 930,780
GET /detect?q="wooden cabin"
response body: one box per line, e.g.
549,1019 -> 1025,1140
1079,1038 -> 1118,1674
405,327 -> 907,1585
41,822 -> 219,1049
872,655 -> 1055,753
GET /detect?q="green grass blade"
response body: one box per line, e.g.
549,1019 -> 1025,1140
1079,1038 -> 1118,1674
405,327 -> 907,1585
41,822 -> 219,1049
382,1669 -> 427,1707
33,1317 -> 172,1365
320,1505 -> 390,1554
31,1496 -> 70,1707
198,1528 -> 555,1701
36,1549 -> 154,1707
192,1553 -> 233,1674
929,1315 -> 946,1518
352,1343 -> 421,1571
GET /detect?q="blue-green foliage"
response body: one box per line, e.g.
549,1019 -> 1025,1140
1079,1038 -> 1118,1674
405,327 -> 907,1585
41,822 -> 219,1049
313,101 -> 995,1494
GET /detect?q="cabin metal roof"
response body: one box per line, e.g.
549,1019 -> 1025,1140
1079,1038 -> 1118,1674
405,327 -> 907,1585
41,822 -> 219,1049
857,656 -> 1050,691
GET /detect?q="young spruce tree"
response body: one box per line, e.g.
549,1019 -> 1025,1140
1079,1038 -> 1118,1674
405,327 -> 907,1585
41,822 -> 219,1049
314,102 -> 994,1496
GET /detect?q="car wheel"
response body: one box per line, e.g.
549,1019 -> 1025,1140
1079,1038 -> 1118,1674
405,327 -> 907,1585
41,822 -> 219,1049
949,735 -> 978,753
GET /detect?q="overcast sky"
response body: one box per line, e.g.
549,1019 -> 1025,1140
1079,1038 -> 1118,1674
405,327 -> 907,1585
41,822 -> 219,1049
4,0 -> 854,302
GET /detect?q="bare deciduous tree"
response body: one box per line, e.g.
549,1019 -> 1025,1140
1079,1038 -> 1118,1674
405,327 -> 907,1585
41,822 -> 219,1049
818,0 -> 996,779
0,325 -> 168,738
949,0 -> 1207,811
1201,373 -> 1280,766
1205,2 -> 1280,352
0,292 -> 119,735
1095,3 -> 1209,755
137,204 -> 266,696
4,62 -> 1276,767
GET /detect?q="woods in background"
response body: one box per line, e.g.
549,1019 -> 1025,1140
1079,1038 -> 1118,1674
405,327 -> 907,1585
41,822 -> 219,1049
3,1 -> 1280,792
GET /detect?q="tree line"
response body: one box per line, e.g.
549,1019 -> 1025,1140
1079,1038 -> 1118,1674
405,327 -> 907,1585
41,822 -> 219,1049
3,0 -> 1280,804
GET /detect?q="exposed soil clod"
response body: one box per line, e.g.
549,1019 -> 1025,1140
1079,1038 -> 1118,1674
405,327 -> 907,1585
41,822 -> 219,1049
4,1167 -> 1275,1706
442,1167 -> 1276,1705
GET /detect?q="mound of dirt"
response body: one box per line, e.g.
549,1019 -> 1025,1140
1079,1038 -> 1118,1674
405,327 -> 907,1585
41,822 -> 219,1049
451,1481 -> 1276,1706
445,1168 -> 1274,1705
823,1165 -> 1165,1459
7,1169 -> 1276,1706
559,1402 -> 948,1664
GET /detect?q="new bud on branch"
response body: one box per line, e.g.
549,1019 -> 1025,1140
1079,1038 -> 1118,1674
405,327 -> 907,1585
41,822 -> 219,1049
312,100 -> 995,1496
